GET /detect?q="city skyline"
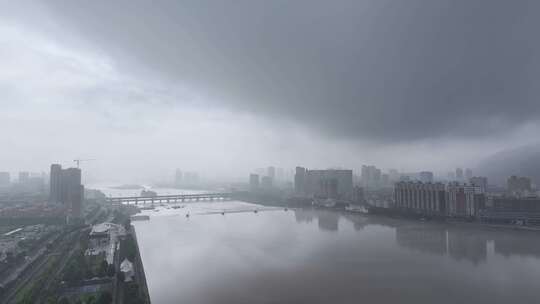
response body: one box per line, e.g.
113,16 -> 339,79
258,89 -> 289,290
2,1 -> 540,183
3,2 -> 540,304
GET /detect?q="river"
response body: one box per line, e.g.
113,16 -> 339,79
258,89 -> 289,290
130,200 -> 540,304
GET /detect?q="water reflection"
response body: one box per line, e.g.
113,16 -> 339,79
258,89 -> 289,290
295,209 -> 540,262
317,211 -> 340,231
135,203 -> 540,304
396,225 -> 448,256
492,232 -> 540,258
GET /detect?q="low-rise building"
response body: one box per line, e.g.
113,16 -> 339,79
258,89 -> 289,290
86,223 -> 127,265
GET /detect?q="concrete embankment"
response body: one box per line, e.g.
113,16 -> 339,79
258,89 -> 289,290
130,226 -> 151,304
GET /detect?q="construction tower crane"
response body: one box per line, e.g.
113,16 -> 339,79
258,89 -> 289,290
73,159 -> 95,168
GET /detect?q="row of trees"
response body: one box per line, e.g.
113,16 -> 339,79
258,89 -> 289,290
48,291 -> 112,304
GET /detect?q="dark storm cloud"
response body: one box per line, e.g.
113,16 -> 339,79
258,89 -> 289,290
43,0 -> 540,142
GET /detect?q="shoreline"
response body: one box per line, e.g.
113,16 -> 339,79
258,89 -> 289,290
130,225 -> 152,304
235,195 -> 540,233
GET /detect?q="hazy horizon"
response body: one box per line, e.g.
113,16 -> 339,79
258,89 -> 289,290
2,0 -> 540,183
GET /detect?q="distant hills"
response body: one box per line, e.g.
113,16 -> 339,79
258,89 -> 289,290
475,143 -> 540,186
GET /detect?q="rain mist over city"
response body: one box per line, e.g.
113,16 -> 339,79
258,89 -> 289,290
2,1 -> 540,304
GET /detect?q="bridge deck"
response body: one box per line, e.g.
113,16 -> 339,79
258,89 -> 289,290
106,192 -> 233,204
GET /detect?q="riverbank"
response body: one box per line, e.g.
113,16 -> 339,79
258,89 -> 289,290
237,194 -> 540,233
130,226 -> 151,304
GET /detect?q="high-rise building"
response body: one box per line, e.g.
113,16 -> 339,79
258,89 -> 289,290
50,164 -> 63,203
183,172 -> 199,185
175,169 -> 183,185
249,174 -> 259,191
296,168 -> 353,200
267,166 -> 276,180
261,176 -> 273,189
353,186 -> 365,204
465,168 -> 473,180
18,171 -> 29,184
455,168 -> 464,181
469,176 -> 488,192
62,167 -> 83,218
0,172 -> 10,185
361,165 -> 382,188
447,183 -> 484,217
388,169 -> 400,182
255,168 -> 266,176
381,174 -> 390,187
49,165 -> 83,218
419,171 -> 434,183
295,167 -> 307,194
276,167 -> 284,182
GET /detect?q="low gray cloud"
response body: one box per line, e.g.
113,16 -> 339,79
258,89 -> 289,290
41,0 -> 540,142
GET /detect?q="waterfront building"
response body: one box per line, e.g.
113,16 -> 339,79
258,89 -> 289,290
249,173 -> 259,191
479,197 -> 540,226
352,186 -> 365,204
394,182 -> 446,215
183,172 -> 199,185
492,197 -> 540,213
361,165 -> 382,188
295,166 -> 307,194
295,167 -> 353,200
446,183 -> 485,217
87,222 -> 127,264
261,176 -> 273,189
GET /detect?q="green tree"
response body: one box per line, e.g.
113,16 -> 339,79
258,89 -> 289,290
58,297 -> 70,304
96,291 -> 112,304
107,263 -> 115,277
97,260 -> 108,277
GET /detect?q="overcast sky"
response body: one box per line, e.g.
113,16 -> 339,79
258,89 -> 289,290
2,0 -> 540,183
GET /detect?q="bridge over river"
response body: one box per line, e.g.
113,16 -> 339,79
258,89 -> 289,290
107,192 -> 233,205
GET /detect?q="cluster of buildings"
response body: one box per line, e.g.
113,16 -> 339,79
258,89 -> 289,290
294,167 -> 353,201
0,171 -> 47,194
394,174 -> 540,225
394,182 -> 485,217
0,225 -> 61,277
0,164 -> 86,225
249,166 -> 292,192
49,164 -> 84,220
245,164 -> 540,225
174,169 -> 200,187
